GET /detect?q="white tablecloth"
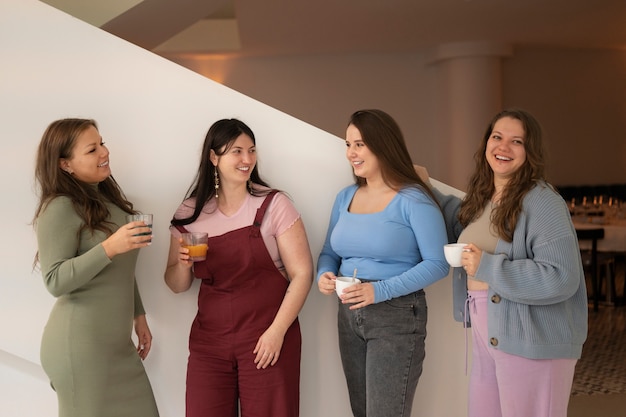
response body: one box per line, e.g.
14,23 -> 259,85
574,221 -> 626,253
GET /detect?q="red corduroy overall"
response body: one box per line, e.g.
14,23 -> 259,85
177,192 -> 301,417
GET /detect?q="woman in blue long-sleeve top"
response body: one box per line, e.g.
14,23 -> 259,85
317,109 -> 449,417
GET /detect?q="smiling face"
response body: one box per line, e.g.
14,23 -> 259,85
59,125 -> 111,184
210,133 -> 256,188
485,116 -> 527,187
345,123 -> 381,181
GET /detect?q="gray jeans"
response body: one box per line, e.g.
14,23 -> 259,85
338,290 -> 427,417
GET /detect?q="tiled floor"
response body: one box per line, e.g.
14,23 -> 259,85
568,295 -> 626,417
571,303 -> 626,396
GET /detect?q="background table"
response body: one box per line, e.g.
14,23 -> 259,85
574,220 -> 626,253
574,220 -> 626,305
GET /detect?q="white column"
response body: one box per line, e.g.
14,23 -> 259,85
427,42 -> 513,191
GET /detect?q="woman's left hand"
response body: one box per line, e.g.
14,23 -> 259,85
461,243 -> 483,277
341,282 -> 375,310
317,271 -> 338,295
253,326 -> 285,369
134,314 -> 153,360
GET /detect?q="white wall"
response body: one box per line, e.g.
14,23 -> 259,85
0,1 -> 468,416
170,53 -> 443,182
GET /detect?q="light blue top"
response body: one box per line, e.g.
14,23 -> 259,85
317,184 -> 449,303
433,181 -> 588,359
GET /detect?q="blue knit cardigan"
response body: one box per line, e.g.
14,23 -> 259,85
434,181 -> 588,360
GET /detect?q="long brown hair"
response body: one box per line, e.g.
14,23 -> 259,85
348,109 -> 438,203
458,109 -> 546,242
33,118 -> 135,236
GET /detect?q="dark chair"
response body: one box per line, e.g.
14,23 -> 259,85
613,252 -> 626,304
576,227 -> 604,311
597,251 -> 619,306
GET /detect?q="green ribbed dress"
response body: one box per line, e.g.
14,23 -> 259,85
37,196 -> 159,417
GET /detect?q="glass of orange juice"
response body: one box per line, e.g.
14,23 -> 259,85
181,232 -> 209,262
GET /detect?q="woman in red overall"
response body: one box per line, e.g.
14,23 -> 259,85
164,119 -> 313,417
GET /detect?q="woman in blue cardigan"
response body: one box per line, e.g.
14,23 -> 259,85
429,108 -> 587,417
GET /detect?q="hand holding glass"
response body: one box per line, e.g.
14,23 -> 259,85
125,214 -> 153,242
182,232 -> 209,262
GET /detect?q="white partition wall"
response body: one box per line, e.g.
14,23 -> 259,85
0,1 -> 468,416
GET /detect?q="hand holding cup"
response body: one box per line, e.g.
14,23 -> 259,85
181,232 -> 209,262
125,214 -> 153,243
335,276 -> 362,297
102,214 -> 153,258
443,243 -> 467,267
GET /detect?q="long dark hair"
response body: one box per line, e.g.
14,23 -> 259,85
348,109 -> 438,203
171,118 -> 271,226
458,108 -> 546,242
33,118 -> 135,235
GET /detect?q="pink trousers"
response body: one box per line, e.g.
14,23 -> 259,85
467,290 -> 577,417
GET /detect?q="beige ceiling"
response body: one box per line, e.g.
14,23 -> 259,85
42,0 -> 626,59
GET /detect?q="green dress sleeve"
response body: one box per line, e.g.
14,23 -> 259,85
36,197 -> 112,297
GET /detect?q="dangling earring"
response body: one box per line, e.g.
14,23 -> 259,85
247,179 -> 253,194
63,168 -> 73,175
214,169 -> 220,198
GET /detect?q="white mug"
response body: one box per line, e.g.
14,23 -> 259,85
335,276 -> 361,297
444,243 -> 467,267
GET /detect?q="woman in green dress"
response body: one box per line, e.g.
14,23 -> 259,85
33,118 -> 160,417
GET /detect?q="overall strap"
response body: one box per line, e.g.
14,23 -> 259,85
174,224 -> 189,234
251,190 -> 279,237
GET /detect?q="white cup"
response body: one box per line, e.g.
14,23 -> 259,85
444,243 -> 467,267
335,276 -> 361,297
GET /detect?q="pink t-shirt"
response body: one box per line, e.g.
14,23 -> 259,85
169,191 -> 300,271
